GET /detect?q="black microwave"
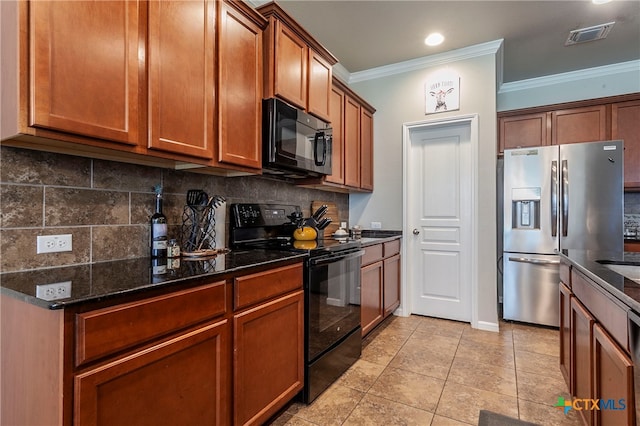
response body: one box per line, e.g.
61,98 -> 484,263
263,98 -> 332,178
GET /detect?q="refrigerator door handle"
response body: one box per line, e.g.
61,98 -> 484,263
551,160 -> 558,237
508,256 -> 560,265
561,159 -> 569,237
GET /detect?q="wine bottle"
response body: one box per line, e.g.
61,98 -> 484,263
150,186 -> 168,258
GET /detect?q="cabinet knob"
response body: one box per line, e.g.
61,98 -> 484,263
413,229 -> 420,235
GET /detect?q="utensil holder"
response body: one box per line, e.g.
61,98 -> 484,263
180,204 -> 216,254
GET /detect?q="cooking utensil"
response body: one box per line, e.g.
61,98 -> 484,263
186,189 -> 202,207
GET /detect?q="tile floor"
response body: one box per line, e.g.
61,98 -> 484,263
269,315 -> 584,426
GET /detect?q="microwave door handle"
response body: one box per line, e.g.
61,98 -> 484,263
314,133 -> 327,166
562,159 -> 569,237
551,160 -> 558,237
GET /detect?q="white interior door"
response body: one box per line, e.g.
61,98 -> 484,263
406,119 -> 473,322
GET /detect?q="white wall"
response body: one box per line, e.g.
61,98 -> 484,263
347,49 -> 500,327
497,60 -> 640,111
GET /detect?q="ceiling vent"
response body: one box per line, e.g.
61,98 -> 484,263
565,22 -> 615,45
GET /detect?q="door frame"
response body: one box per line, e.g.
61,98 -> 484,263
400,114 -> 480,329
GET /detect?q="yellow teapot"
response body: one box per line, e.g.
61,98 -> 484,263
293,226 -> 317,241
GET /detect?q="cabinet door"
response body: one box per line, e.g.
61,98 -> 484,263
307,50 -> 332,121
552,105 -> 609,146
75,320 -> 230,426
326,85 -> 345,184
30,1 -> 141,145
344,95 -> 361,188
273,22 -> 307,110
593,324 -> 635,426
383,254 -> 401,317
612,100 -> 640,189
234,290 -> 304,426
361,261 -> 383,336
148,0 -> 215,159
559,282 -> 572,391
360,107 -> 374,191
571,298 -> 595,426
498,112 -> 550,153
218,1 -> 263,169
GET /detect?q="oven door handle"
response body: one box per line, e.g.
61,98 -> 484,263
310,249 -> 365,266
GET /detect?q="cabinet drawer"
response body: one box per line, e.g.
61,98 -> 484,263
362,244 -> 383,266
383,240 -> 400,258
234,263 -> 303,310
571,269 -> 628,348
76,281 -> 227,367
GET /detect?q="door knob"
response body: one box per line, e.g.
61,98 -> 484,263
413,228 -> 420,235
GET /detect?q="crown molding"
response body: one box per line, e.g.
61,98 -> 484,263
348,39 -> 504,84
498,60 -> 640,93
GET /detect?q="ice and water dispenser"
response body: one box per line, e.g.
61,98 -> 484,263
510,187 -> 541,230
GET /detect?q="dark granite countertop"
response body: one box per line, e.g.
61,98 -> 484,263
560,249 -> 640,313
0,250 -> 307,310
358,230 -> 402,247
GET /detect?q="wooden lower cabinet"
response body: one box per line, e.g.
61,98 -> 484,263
361,240 -> 402,336
625,241 -> 640,253
383,254 -> 401,317
74,319 -> 230,426
361,261 -> 383,336
560,258 -> 636,426
571,297 -> 595,426
233,290 -> 304,426
592,324 -> 634,426
1,262 -> 305,426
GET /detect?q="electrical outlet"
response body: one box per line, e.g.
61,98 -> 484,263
371,221 -> 382,229
36,234 -> 72,254
36,281 -> 72,301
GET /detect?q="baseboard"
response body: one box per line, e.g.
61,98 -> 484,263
475,320 -> 500,332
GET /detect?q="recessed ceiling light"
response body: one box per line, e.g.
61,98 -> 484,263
424,33 -> 444,46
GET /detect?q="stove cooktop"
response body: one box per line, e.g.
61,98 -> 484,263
229,203 -> 362,255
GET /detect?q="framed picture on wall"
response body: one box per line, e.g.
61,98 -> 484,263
425,71 -> 460,114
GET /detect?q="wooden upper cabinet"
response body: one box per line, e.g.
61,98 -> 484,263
326,85 -> 345,185
30,1 -> 142,145
218,1 -> 266,169
148,0 -> 215,159
552,105 -> 609,145
612,100 -> 640,189
307,50 -> 332,122
360,107 -> 374,191
258,2 -> 337,120
344,95 -> 361,188
273,21 -> 308,110
498,112 -> 550,153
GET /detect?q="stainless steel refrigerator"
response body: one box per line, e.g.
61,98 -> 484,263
503,140 -> 623,327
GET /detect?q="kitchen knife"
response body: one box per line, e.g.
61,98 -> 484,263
312,205 -> 328,221
317,218 -> 332,230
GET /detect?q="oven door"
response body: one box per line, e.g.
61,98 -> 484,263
306,249 -> 364,362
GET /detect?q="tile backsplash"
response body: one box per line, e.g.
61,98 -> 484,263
0,146 -> 348,272
625,192 -> 640,238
